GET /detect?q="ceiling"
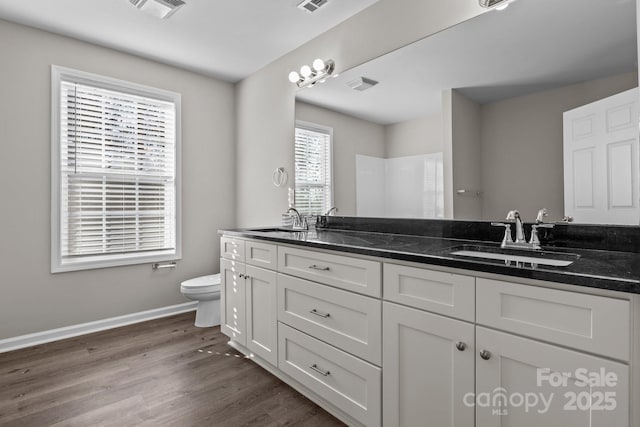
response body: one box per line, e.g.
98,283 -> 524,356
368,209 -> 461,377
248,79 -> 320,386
0,0 -> 378,82
297,0 -> 638,124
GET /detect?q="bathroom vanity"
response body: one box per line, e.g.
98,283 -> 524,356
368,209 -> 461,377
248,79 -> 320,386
219,218 -> 640,427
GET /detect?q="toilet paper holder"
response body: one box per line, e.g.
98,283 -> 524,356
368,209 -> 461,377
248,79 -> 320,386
152,261 -> 177,270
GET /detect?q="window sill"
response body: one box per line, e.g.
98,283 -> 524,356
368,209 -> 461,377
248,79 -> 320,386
51,250 -> 181,273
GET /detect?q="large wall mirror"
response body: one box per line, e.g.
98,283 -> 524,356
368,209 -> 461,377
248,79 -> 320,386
294,0 -> 639,225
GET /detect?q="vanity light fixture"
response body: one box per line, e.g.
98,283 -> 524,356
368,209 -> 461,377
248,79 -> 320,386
288,59 -> 336,88
129,0 -> 185,19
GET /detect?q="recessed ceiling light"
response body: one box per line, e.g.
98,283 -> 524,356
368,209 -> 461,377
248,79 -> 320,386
130,0 -> 185,19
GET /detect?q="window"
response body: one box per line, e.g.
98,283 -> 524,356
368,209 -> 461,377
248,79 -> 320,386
294,121 -> 333,216
51,66 -> 181,272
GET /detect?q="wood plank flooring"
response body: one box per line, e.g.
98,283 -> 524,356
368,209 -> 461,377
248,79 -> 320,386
0,312 -> 345,427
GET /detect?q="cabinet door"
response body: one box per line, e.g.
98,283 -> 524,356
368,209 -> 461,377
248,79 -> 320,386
245,265 -> 278,366
383,302 -> 475,427
220,257 -> 246,346
476,327 -> 629,427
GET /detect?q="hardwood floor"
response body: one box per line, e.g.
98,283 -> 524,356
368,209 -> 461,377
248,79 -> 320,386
0,313 -> 345,427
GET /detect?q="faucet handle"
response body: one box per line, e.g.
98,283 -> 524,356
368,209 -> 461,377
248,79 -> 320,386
533,223 -> 554,229
505,210 -> 520,221
491,222 -> 513,247
535,208 -> 548,223
529,223 -> 554,248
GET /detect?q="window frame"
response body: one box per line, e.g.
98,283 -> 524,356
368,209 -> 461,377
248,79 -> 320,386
294,120 -> 334,216
51,65 -> 182,273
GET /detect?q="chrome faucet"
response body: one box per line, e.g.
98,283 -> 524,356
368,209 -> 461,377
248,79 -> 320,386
492,209 -> 554,250
506,210 -> 526,244
325,206 -> 338,216
286,207 -> 308,231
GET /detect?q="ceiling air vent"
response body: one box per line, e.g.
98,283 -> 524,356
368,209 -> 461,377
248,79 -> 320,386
130,0 -> 185,19
298,0 -> 329,13
479,0 -> 509,8
347,77 -> 379,92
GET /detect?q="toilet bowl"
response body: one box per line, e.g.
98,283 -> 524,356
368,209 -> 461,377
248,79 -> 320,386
180,273 -> 221,327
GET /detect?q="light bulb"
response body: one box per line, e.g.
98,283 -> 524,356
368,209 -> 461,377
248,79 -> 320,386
312,59 -> 325,71
288,71 -> 300,83
300,65 -> 312,78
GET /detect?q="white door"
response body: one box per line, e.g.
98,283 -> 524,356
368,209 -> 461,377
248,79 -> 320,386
245,265 -> 278,366
383,302 -> 475,427
220,257 -> 246,346
563,88 -> 639,224
476,327 -> 629,427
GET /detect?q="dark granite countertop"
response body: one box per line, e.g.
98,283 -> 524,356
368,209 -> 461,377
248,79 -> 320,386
219,226 -> 640,294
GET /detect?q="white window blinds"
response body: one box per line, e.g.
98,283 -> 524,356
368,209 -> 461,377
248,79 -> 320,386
52,67 -> 180,272
294,122 -> 332,216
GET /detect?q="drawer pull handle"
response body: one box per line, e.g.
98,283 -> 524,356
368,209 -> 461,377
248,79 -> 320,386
309,264 -> 330,271
455,341 -> 466,352
480,350 -> 492,361
309,364 -> 330,376
310,309 -> 331,318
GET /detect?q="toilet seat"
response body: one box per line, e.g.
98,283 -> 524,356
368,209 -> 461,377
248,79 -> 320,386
180,274 -> 221,295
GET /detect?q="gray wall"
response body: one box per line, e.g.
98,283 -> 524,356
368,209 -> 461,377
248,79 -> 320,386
0,19 -> 235,339
296,102 -> 385,216
235,0 -> 487,227
384,113 -> 443,158
450,90 -> 483,219
481,71 -> 638,221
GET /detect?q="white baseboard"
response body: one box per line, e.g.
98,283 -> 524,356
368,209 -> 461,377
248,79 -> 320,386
0,302 -> 197,354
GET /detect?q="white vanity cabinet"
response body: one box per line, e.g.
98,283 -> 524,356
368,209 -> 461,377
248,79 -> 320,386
277,246 -> 383,427
382,262 -> 633,427
220,237 -> 278,366
220,234 -> 637,427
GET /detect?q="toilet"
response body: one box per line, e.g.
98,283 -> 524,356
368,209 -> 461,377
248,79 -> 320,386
180,273 -> 221,327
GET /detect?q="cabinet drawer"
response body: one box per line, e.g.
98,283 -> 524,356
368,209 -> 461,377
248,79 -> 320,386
278,246 -> 381,297
278,274 -> 382,365
220,236 -> 245,262
477,278 -> 630,361
384,263 -> 475,321
245,240 -> 277,269
278,323 -> 381,427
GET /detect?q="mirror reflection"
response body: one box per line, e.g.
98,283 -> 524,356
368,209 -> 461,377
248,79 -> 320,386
295,0 -> 639,225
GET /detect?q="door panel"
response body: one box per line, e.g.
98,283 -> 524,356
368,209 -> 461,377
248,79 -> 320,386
563,88 -> 639,224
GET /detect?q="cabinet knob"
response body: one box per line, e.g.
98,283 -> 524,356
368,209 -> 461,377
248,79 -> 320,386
479,350 -> 492,360
455,341 -> 466,351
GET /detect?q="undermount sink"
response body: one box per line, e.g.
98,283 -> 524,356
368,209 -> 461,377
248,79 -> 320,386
249,227 -> 301,233
443,244 -> 581,267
